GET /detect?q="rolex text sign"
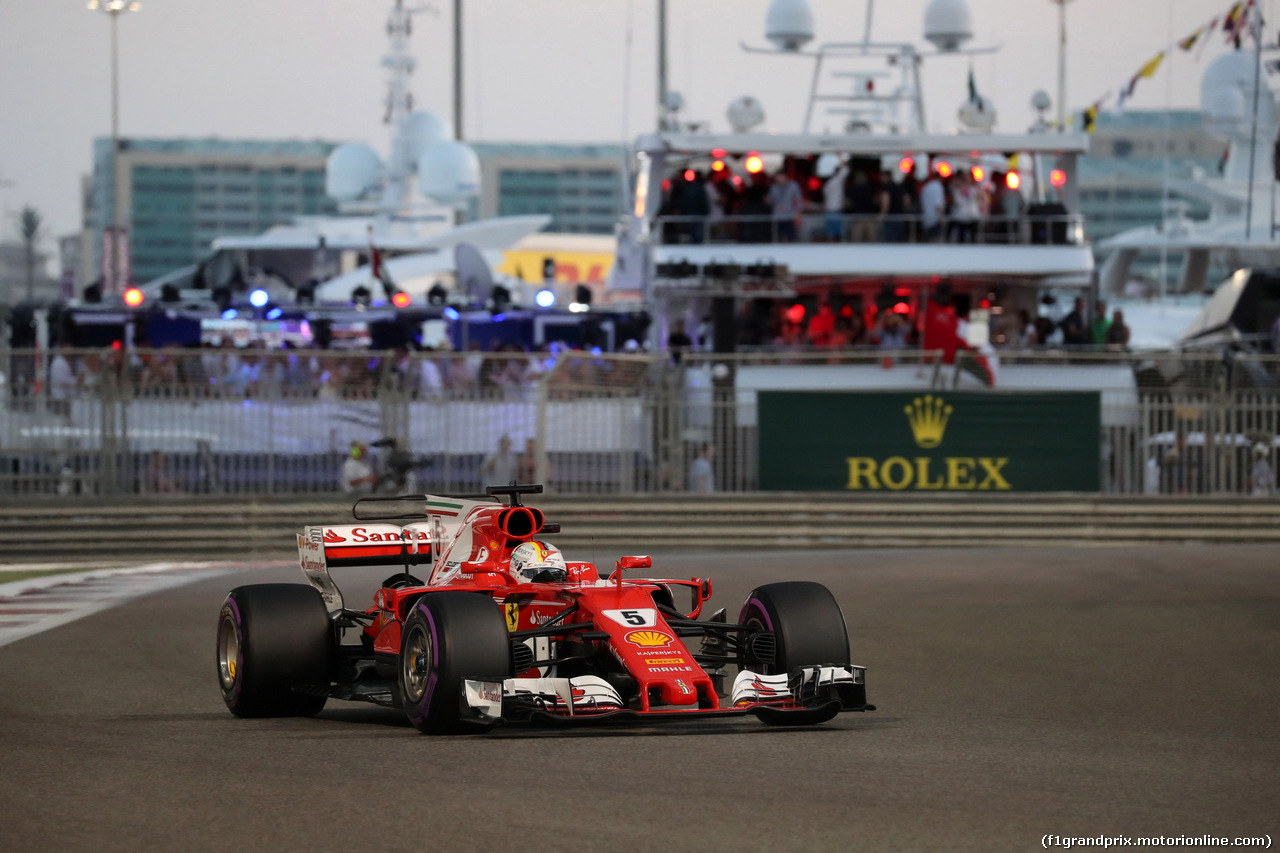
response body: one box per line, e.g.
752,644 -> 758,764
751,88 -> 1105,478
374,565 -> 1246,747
757,391 -> 1101,492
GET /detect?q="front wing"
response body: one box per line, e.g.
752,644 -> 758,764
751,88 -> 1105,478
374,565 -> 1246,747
461,665 -> 872,726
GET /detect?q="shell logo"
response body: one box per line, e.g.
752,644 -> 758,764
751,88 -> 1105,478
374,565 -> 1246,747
625,630 -> 675,648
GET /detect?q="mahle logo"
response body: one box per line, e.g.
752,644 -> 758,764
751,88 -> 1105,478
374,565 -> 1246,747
845,393 -> 1011,491
905,395 -> 952,448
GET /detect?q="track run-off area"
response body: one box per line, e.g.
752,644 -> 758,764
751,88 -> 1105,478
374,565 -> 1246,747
0,546 -> 1276,851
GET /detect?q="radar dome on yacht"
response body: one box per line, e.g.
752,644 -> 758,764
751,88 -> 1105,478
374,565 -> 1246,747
765,0 -> 814,52
417,140 -> 480,206
1200,50 -> 1274,128
924,0 -> 973,53
727,95 -> 766,132
325,142 -> 384,201
406,110 -> 454,161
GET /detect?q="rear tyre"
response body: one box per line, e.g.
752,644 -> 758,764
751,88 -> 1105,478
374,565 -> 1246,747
738,581 -> 850,676
398,592 -> 512,735
217,584 -> 332,718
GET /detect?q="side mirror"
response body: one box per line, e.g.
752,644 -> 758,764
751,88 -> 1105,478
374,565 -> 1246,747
618,555 -> 652,570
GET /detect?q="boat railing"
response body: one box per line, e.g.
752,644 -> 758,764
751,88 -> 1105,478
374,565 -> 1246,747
651,212 -> 1087,247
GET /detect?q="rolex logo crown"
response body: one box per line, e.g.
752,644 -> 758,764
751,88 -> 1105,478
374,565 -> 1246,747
904,394 -> 953,448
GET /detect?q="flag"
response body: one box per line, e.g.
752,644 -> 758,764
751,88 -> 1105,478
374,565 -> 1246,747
1137,51 -> 1165,79
1082,103 -> 1099,133
1224,1 -> 1251,42
967,68 -> 978,103
1116,74 -> 1140,113
1178,25 -> 1205,51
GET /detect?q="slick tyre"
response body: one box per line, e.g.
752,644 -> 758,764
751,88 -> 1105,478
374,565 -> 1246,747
217,584 -> 332,718
398,592 -> 511,735
739,581 -> 850,676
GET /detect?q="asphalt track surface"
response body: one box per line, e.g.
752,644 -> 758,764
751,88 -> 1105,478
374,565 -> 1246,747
1,546 -> 1277,852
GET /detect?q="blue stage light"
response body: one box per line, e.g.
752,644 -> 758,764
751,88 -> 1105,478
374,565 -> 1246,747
265,307 -> 283,320
221,309 -> 238,320
443,306 -> 460,321
248,288 -> 270,307
535,289 -> 556,308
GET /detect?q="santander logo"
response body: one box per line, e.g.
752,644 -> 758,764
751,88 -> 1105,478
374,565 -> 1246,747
323,529 -> 346,544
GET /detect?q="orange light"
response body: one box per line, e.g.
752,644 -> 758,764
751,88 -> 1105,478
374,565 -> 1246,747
391,292 -> 411,308
1005,171 -> 1021,190
744,153 -> 764,174
711,159 -> 725,172
935,160 -> 953,178
971,166 -> 985,182
123,287 -> 144,307
898,156 -> 914,174
1049,169 -> 1067,188
683,169 -> 695,181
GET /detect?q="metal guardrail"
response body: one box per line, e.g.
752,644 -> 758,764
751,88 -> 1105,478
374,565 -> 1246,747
652,213 -> 1087,246
0,494 -> 1277,563
3,348 -> 1280,498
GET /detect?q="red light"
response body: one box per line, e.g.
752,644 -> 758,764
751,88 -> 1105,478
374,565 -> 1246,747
662,179 -> 671,191
1006,171 -> 1022,190
892,302 -> 910,315
711,159 -> 725,172
1050,169 -> 1067,188
711,148 -> 726,158
839,305 -> 854,318
898,156 -> 914,174
935,160 -> 953,178
731,175 -> 743,186
807,176 -> 821,191
785,303 -> 806,324
744,153 -> 764,174
123,287 -> 144,308
894,287 -> 911,297
971,166 -> 985,182
392,292 -> 411,308
683,169 -> 695,181
979,298 -> 991,309
111,340 -> 122,351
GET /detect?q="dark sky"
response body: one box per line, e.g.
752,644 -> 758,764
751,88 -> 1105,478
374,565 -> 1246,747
0,0 -> 1254,251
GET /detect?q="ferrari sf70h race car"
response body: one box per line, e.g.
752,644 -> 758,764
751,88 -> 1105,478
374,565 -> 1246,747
216,485 -> 873,734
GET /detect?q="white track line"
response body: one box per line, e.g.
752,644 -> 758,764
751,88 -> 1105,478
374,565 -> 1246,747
0,562 -> 236,650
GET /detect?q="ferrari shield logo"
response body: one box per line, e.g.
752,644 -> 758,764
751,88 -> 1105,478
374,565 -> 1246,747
504,601 -> 520,632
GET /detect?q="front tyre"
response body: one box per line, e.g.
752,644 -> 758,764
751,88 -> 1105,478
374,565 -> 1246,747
217,584 -> 332,718
398,592 -> 512,735
738,581 -> 850,675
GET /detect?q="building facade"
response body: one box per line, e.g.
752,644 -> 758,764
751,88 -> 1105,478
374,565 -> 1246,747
89,137 -> 339,286
470,143 -> 626,235
1078,110 -> 1228,287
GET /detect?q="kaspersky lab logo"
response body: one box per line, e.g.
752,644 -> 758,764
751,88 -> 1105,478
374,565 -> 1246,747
846,394 -> 1011,490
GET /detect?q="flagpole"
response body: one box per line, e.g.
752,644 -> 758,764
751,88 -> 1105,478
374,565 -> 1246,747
1246,0 -> 1262,241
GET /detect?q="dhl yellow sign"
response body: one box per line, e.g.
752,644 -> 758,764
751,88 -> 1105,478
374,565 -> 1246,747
497,250 -> 614,285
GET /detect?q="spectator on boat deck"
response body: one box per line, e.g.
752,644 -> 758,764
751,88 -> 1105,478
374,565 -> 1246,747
876,312 -> 908,350
948,172 -> 982,243
667,318 -> 693,363
882,171 -> 910,243
919,170 -> 945,242
1017,309 -> 1038,347
1105,310 -> 1131,349
680,171 -> 710,244
807,301 -> 837,346
1059,297 -> 1089,346
823,158 -> 850,241
846,170 -> 881,243
1092,300 -> 1111,344
767,172 -> 803,243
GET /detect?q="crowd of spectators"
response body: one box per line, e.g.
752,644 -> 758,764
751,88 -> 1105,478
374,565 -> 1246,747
658,157 -> 1061,246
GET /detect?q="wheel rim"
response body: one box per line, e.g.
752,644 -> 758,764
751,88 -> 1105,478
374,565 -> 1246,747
217,613 -> 239,690
401,623 -> 432,703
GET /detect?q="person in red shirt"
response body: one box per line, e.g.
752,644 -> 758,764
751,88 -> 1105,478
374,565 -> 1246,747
807,301 -> 836,346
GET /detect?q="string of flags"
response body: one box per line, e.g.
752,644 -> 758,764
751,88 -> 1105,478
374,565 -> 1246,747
1076,0 -> 1263,133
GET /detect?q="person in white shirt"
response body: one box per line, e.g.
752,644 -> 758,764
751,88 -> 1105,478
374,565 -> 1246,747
919,173 -> 945,242
767,173 -> 803,242
823,160 -> 850,241
340,442 -> 377,493
480,434 -> 519,486
689,442 -> 716,494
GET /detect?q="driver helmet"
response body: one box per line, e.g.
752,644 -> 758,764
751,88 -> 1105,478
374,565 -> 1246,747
510,540 -> 567,582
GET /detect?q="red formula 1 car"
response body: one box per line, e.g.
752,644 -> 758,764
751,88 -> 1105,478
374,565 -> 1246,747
216,485 -> 873,734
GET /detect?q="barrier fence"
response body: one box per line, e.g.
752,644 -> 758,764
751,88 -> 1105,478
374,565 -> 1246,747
2,346 -> 1278,498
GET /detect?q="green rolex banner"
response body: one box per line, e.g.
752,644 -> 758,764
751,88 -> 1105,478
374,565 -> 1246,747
758,391 -> 1101,492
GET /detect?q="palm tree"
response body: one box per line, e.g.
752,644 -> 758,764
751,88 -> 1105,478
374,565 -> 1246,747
17,206 -> 43,303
